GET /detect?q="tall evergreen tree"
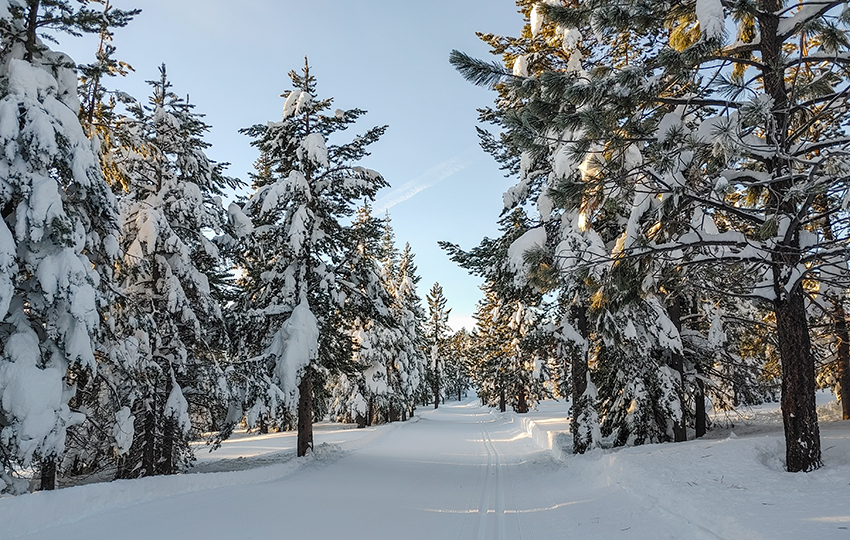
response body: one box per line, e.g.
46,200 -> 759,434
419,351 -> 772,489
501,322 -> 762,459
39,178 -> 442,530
233,59 -> 388,456
0,0 -> 135,492
425,282 -> 451,409
109,66 -> 233,478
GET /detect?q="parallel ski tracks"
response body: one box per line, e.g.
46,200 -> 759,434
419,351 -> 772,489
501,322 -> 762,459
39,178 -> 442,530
473,422 -> 517,540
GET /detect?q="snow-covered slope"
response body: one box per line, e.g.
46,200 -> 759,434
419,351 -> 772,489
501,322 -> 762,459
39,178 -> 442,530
1,398 -> 848,539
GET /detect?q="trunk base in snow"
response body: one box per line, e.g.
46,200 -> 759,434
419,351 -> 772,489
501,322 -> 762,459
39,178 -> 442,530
297,375 -> 313,457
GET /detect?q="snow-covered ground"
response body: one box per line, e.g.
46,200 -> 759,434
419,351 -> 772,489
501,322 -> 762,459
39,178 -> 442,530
2,396 -> 849,539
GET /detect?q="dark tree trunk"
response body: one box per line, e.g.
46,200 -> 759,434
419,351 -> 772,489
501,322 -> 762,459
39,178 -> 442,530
433,386 -> 439,409
409,406 -> 415,418
775,285 -> 822,472
367,396 -> 374,426
833,303 -> 850,421
39,458 -> 56,491
668,298 -> 688,443
159,377 -> 175,475
499,387 -> 506,413
458,387 -> 462,402
24,0 -> 40,62
695,370 -> 707,438
160,417 -> 175,475
355,412 -> 367,429
401,408 -> 407,422
570,305 -> 593,454
296,373 -> 313,457
758,0 -> 821,472
258,415 -> 269,434
142,402 -> 157,477
389,403 -> 397,423
517,387 -> 528,414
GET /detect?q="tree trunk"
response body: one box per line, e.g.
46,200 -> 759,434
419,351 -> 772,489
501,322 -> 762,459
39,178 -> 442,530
142,402 -> 157,477
159,377 -> 175,475
258,415 -> 268,434
24,0 -> 40,62
39,458 -> 56,491
499,387 -> 506,413
775,285 -> 822,472
433,385 -> 439,409
668,298 -> 688,443
296,372 -> 313,457
570,304 -> 594,454
758,0 -> 821,471
160,417 -> 175,475
517,387 -> 528,414
695,371 -> 707,438
355,412 -> 367,429
833,303 -> 850,421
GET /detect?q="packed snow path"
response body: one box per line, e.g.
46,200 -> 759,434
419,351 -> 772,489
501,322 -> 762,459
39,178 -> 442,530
3,399 -> 730,540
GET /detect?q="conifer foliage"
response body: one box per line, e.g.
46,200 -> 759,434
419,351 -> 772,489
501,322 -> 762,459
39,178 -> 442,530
0,0 -> 134,492
232,59 -> 388,456
110,66 -> 234,478
451,0 -> 850,472
425,283 -> 451,409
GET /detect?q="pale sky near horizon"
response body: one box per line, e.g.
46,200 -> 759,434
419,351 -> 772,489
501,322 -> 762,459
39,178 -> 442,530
55,1 -> 526,331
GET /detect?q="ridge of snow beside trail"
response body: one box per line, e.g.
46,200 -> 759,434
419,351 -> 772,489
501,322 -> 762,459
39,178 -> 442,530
517,399 -> 850,540
0,419 -> 411,539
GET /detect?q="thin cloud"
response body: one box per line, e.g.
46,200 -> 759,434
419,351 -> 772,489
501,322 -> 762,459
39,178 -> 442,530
373,149 -> 477,213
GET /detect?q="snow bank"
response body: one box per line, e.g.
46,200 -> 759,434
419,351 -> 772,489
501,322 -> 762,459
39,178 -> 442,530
514,397 -> 850,540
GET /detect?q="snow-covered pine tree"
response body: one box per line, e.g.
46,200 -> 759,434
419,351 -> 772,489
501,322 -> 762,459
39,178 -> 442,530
57,0 -> 150,484
536,0 -> 850,471
425,283 -> 451,409
233,59 -> 388,456
458,0 -> 850,471
0,0 -> 135,491
442,204 -> 556,413
393,243 -> 427,417
343,202 -> 396,425
471,284 -> 551,414
108,66 -> 233,478
470,286 -> 511,411
450,0 -> 698,449
444,328 -> 472,402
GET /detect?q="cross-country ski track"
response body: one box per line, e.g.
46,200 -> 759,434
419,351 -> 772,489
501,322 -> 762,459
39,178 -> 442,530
3,397 -> 850,540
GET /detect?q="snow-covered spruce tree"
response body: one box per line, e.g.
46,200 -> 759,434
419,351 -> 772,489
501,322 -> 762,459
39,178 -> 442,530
469,282 -> 551,413
108,66 -> 234,478
0,0 -> 135,491
425,282 -> 451,409
59,0 -> 147,484
339,202 -> 397,426
233,59 -> 388,457
393,242 -> 427,417
443,209 -> 554,413
444,328 -> 472,402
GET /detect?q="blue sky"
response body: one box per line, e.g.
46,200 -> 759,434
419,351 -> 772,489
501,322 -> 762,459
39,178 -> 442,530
57,0 -> 525,330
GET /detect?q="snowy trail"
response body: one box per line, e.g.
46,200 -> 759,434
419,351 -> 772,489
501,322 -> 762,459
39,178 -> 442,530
5,400 -> 727,540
